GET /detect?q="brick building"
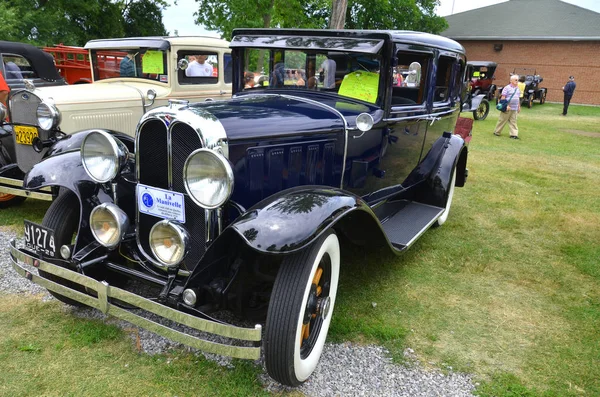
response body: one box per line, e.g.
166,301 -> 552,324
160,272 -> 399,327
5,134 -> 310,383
441,0 -> 600,105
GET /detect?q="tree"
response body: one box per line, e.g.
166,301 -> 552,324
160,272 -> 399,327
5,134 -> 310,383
0,0 -> 171,46
194,0 -> 328,40
194,0 -> 446,39
124,0 -> 168,37
344,0 -> 447,34
329,0 -> 347,29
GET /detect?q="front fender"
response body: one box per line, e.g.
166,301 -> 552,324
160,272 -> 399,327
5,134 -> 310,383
46,128 -> 135,158
24,150 -> 105,199
229,186 -> 372,254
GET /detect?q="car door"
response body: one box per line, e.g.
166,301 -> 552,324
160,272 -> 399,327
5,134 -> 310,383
173,47 -> 232,102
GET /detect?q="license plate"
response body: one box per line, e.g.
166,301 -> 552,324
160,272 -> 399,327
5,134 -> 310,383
137,184 -> 186,223
14,125 -> 39,145
24,220 -> 56,257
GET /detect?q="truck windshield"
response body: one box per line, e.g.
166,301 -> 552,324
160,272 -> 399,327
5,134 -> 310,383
90,48 -> 168,83
242,48 -> 383,105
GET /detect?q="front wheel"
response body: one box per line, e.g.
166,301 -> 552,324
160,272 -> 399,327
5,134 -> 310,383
473,99 -> 490,120
527,96 -> 533,108
264,230 -> 340,386
38,191 -> 85,306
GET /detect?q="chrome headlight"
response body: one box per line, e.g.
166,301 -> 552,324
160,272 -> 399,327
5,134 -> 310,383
149,220 -> 189,267
36,102 -> 61,130
89,203 -> 129,249
81,130 -> 129,183
184,149 -> 233,209
356,113 -> 374,132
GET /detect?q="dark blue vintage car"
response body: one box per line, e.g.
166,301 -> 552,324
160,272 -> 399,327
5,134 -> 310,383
9,29 -> 472,386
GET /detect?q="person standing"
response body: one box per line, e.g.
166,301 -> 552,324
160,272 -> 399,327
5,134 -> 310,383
494,74 -> 521,140
0,72 -> 9,107
561,76 -> 576,116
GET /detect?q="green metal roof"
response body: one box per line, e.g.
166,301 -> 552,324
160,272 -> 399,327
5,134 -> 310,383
442,0 -> 600,41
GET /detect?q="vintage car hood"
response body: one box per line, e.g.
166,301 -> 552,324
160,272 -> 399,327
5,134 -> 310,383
28,81 -> 170,105
190,94 -> 379,140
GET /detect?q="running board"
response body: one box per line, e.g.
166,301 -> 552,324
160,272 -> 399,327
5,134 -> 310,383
380,200 -> 445,251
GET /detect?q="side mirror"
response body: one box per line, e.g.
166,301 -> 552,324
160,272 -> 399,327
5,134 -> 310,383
177,58 -> 189,71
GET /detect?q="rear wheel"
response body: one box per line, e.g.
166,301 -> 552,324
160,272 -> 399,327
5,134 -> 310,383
264,230 -> 340,386
38,191 -> 85,306
473,99 -> 490,120
540,90 -> 546,104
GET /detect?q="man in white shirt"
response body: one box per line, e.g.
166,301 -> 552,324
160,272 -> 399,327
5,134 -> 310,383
185,55 -> 213,77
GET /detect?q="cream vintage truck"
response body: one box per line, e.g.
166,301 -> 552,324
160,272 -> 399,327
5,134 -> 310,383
0,36 -> 231,207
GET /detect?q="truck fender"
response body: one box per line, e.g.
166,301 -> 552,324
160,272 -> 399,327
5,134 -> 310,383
229,186 -> 377,254
469,94 -> 486,110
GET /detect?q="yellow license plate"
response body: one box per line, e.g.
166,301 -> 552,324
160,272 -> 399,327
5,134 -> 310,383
14,125 -> 39,145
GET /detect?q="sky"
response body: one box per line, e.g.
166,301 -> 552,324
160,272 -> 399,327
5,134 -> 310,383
162,0 -> 600,37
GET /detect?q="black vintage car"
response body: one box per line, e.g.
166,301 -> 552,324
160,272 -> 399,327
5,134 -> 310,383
9,29 -> 472,386
497,68 -> 547,109
460,61 -> 498,121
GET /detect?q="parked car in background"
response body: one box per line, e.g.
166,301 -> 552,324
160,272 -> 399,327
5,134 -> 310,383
497,68 -> 547,109
43,44 -> 93,85
10,28 -> 472,386
1,40 -> 68,207
0,40 -> 67,90
461,61 -> 498,121
467,61 -> 497,100
0,35 -> 231,208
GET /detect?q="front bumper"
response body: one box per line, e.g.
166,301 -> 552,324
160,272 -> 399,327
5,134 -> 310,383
9,239 -> 262,360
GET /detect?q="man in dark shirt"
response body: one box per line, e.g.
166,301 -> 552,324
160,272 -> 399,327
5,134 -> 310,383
561,76 -> 576,116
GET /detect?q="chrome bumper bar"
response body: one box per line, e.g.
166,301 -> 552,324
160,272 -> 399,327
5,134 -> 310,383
9,239 -> 262,360
0,177 -> 53,201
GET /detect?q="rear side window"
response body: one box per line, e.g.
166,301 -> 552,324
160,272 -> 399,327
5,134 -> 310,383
434,56 -> 456,103
392,51 -> 430,106
177,51 -> 219,85
2,54 -> 38,80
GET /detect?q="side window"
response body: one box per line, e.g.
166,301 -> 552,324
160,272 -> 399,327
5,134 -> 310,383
178,51 -> 218,85
434,56 -> 455,103
392,51 -> 430,106
2,54 -> 37,81
223,53 -> 232,84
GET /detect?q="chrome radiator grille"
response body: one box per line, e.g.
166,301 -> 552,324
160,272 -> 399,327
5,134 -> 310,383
8,90 -> 41,125
137,118 -> 206,270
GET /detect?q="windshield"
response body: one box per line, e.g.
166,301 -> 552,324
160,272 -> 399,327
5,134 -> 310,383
90,48 -> 168,83
242,48 -> 383,105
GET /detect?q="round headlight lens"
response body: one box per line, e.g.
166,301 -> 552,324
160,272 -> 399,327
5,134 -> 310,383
81,130 -> 128,183
184,149 -> 233,209
149,221 -> 189,266
90,203 -> 129,249
356,113 -> 374,132
36,102 -> 61,130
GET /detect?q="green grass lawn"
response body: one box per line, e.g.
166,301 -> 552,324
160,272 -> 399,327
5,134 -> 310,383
1,102 -> 598,396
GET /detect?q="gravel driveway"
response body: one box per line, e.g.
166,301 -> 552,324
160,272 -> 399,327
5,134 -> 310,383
0,229 -> 476,396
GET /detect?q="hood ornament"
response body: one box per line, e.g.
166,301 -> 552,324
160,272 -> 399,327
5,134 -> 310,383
23,79 -> 36,91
